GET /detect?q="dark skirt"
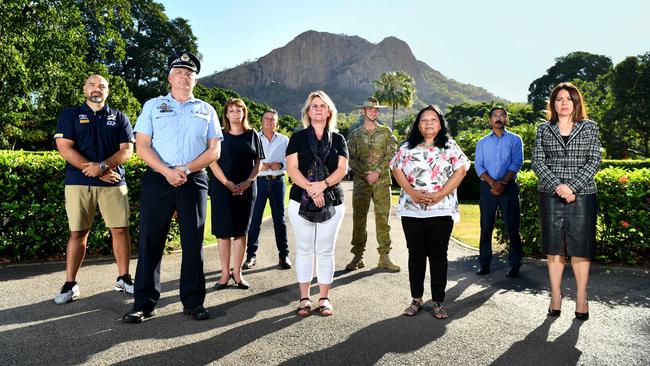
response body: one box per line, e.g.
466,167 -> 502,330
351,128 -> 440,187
209,177 -> 256,238
539,192 -> 597,258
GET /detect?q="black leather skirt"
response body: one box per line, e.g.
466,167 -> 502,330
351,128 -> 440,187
539,193 -> 597,258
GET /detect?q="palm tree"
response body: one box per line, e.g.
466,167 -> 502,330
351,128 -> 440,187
373,71 -> 416,128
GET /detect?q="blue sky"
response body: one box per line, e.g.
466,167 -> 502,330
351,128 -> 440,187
160,0 -> 649,102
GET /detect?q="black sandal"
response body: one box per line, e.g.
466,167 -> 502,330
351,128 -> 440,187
297,297 -> 312,318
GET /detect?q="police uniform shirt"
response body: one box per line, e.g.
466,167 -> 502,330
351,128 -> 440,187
134,93 -> 223,167
54,103 -> 134,186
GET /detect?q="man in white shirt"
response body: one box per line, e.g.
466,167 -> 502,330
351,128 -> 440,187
244,109 -> 291,269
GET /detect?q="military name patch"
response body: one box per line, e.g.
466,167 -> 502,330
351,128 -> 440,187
156,102 -> 174,113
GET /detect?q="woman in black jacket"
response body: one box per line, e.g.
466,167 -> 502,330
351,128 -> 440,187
531,82 -> 601,321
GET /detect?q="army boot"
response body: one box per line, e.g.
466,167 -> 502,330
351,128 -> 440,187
345,255 -> 365,271
378,254 -> 401,272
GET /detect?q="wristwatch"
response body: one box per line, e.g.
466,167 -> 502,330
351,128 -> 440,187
183,166 -> 191,175
99,161 -> 108,171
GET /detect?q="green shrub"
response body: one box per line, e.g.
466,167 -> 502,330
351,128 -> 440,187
494,168 -> 649,264
0,150 -> 179,261
459,159 -> 650,201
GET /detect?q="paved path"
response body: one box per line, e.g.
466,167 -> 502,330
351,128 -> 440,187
1,182 -> 649,365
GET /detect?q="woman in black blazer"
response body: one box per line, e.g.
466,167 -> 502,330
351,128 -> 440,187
531,82 -> 601,321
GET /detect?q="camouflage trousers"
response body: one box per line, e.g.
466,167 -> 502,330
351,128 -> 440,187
351,178 -> 392,255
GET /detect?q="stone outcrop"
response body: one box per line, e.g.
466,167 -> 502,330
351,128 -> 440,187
200,30 -> 505,116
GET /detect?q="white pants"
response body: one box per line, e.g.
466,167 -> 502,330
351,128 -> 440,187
288,200 -> 345,284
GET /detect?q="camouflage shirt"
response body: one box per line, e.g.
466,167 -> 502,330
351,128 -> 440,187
348,123 -> 397,184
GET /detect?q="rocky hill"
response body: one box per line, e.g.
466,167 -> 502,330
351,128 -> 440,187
200,30 -> 506,117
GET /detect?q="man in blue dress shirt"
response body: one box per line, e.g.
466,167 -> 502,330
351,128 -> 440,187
122,52 -> 222,323
244,109 -> 291,270
474,106 -> 524,278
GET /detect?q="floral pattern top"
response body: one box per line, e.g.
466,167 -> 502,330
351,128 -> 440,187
390,139 -> 470,220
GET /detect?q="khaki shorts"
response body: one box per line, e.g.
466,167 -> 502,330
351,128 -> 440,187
64,185 -> 130,231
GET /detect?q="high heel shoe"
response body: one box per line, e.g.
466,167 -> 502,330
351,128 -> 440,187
575,301 -> 589,321
214,272 -> 232,290
574,311 -> 589,321
233,274 -> 249,289
547,293 -> 563,317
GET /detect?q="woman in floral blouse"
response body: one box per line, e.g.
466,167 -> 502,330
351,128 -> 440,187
390,105 -> 469,319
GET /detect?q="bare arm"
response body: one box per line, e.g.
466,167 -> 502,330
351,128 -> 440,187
55,138 -> 90,171
233,159 -> 262,194
305,155 -> 349,198
185,138 -> 220,173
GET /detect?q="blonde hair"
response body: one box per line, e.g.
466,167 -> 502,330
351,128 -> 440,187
300,90 -> 338,132
222,98 -> 251,132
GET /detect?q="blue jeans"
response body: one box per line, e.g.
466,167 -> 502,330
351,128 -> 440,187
478,181 -> 523,269
246,176 -> 288,259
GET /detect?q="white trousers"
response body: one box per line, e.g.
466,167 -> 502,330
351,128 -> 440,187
288,200 -> 345,284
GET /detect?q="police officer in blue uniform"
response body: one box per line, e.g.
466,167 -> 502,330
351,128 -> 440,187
54,74 -> 135,304
122,52 -> 223,323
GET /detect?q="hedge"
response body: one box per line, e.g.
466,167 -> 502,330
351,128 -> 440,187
494,168 -> 650,265
0,150 -> 178,261
1,150 -> 648,264
457,159 -> 650,201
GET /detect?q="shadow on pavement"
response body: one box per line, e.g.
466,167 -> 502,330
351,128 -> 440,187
492,317 -> 584,365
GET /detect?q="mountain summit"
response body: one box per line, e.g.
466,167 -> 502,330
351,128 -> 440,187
200,30 -> 505,116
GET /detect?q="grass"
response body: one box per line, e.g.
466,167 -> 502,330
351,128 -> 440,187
391,188 -> 484,248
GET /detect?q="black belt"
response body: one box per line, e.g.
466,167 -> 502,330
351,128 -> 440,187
258,174 -> 284,180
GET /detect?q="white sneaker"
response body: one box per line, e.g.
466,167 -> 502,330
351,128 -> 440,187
115,274 -> 134,294
54,282 -> 80,304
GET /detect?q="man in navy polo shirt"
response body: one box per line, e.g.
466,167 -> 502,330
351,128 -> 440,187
474,106 -> 524,278
53,74 -> 135,304
122,52 -> 222,323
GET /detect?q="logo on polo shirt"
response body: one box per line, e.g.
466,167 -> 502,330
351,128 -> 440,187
78,114 -> 89,124
106,114 -> 117,126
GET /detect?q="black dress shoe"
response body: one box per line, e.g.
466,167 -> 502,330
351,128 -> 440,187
476,266 -> 490,275
279,256 -> 292,269
506,267 -> 520,278
122,309 -> 156,323
242,257 -> 256,269
184,305 -> 210,320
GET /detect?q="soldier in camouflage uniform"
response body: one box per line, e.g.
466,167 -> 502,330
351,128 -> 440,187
346,97 -> 400,272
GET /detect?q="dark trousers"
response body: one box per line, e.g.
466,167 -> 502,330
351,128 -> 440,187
246,176 -> 288,259
478,181 -> 523,268
133,170 -> 208,312
402,216 -> 453,302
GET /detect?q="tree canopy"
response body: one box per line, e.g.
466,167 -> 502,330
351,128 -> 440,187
527,51 -> 612,112
0,0 -> 197,150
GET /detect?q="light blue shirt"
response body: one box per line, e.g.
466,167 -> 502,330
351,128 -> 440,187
134,93 -> 223,167
474,129 -> 523,181
258,131 -> 289,176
